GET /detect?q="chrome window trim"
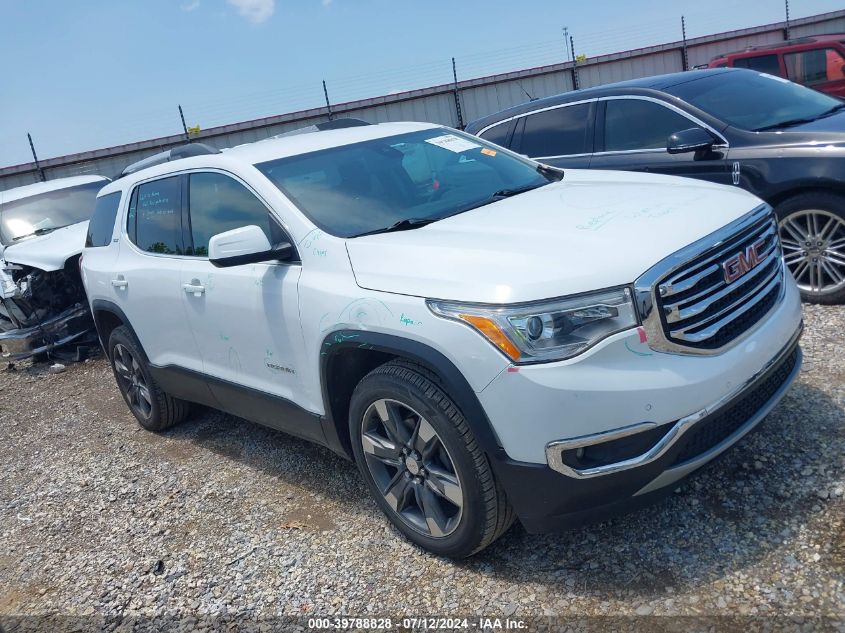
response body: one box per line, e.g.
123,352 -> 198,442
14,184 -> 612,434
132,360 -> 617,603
633,204 -> 783,356
598,94 -> 730,150
545,323 -> 803,479
475,97 -> 598,153
121,167 -> 296,265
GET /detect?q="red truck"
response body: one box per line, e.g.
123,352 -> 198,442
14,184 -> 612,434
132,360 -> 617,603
707,34 -> 845,98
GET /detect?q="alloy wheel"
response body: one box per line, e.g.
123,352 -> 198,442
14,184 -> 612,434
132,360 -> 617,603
360,399 -> 463,538
779,209 -> 845,297
113,343 -> 153,420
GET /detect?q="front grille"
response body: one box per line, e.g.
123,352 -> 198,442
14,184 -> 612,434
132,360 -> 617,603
671,345 -> 798,466
655,208 -> 783,350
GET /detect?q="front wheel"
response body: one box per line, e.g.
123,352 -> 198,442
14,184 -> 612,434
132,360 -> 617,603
775,192 -> 845,304
349,359 -> 514,557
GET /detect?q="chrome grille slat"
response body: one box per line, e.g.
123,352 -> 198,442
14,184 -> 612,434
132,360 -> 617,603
665,244 -> 780,324
660,223 -> 777,298
638,205 -> 785,353
669,266 -> 781,342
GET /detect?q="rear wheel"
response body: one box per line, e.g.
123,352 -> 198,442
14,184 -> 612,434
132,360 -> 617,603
775,192 -> 845,304
349,359 -> 514,557
108,326 -> 190,431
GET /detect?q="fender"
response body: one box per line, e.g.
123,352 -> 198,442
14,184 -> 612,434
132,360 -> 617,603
318,330 -> 504,459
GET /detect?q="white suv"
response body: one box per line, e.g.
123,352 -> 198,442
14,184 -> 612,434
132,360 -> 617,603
81,121 -> 803,557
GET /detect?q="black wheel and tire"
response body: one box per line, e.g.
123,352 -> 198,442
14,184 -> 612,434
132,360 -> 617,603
349,359 -> 514,557
775,192 -> 845,304
107,326 -> 190,431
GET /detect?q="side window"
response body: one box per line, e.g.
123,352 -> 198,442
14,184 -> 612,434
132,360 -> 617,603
86,192 -> 121,247
785,48 -> 845,85
478,122 -> 511,147
187,172 -> 273,257
733,54 -> 781,76
129,176 -> 183,255
518,103 -> 590,157
603,99 -> 696,152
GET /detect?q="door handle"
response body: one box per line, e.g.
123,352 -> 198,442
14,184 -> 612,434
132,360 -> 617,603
183,281 -> 205,296
111,276 -> 128,289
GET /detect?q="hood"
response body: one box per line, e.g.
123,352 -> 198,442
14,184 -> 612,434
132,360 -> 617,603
1,221 -> 89,271
346,170 -> 763,303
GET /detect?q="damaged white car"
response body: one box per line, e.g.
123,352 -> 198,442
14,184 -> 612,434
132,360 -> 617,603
0,175 -> 108,360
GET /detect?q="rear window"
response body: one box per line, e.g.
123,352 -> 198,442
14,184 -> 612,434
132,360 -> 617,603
127,176 -> 184,255
86,192 -> 122,247
733,54 -> 781,76
478,122 -> 512,147
517,103 -> 591,157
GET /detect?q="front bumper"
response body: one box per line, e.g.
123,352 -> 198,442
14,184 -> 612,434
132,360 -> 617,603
489,330 -> 802,533
0,303 -> 94,359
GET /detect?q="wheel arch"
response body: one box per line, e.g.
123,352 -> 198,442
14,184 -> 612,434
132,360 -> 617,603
319,330 -> 503,461
91,299 -> 143,360
766,183 -> 845,210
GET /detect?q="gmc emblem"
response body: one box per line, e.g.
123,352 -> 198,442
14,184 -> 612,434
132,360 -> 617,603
722,238 -> 767,284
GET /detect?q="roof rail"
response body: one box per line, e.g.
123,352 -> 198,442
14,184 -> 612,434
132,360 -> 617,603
118,142 -> 220,178
270,118 -> 371,139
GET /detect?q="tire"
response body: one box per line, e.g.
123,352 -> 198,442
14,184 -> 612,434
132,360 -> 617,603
349,359 -> 514,557
107,326 -> 190,432
775,191 -> 845,304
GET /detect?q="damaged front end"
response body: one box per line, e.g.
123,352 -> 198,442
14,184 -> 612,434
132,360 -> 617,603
0,257 -> 95,360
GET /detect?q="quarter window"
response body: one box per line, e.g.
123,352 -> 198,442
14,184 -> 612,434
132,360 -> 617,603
733,54 -> 781,76
603,99 -> 695,152
86,192 -> 121,248
187,172 -> 273,257
518,104 -> 590,157
785,48 -> 845,85
478,122 -> 512,147
128,177 -> 183,255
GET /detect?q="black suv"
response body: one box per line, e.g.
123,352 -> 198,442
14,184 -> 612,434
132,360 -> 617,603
466,68 -> 845,304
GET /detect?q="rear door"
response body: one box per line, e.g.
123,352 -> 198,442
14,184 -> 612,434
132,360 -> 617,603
509,100 -> 596,169
589,96 -> 732,186
111,175 -> 203,372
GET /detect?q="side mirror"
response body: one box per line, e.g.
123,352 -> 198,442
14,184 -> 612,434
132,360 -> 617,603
208,225 -> 293,268
667,127 -> 716,155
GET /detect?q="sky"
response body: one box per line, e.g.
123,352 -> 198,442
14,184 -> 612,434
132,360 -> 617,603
1,0 -> 843,168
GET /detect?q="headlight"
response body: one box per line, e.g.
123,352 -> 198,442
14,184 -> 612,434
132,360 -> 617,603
427,287 -> 637,363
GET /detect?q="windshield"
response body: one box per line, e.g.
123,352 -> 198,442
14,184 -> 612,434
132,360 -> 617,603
256,128 -> 550,237
0,180 -> 104,244
666,70 -> 842,131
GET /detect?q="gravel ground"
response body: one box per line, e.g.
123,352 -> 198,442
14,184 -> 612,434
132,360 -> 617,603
0,305 -> 843,630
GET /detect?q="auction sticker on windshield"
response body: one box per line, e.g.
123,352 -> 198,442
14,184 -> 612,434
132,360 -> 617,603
425,134 -> 481,153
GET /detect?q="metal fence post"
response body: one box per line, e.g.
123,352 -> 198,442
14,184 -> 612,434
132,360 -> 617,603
681,16 -> 689,71
27,133 -> 46,182
451,57 -> 464,129
784,0 -> 791,40
178,105 -> 190,142
570,36 -> 580,90
323,80 -> 334,121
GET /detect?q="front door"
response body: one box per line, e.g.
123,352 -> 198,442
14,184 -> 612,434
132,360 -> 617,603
178,170 -> 317,439
589,97 -> 732,186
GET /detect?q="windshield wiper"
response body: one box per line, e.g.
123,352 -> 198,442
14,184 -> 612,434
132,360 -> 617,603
490,182 -> 547,199
818,102 -> 845,119
351,217 -> 437,238
11,227 -> 57,241
753,110 -> 839,131
537,164 -> 565,182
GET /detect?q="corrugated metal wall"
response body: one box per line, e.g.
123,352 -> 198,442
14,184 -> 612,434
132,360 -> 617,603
2,9 -> 844,192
